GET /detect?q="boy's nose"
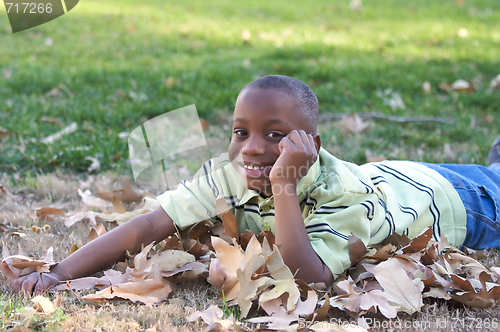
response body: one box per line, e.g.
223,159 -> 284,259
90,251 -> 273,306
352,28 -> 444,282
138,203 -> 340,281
242,135 -> 265,155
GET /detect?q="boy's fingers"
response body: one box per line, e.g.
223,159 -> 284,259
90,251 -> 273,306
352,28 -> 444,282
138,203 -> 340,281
13,276 -> 26,292
298,131 -> 312,151
19,275 -> 37,295
288,130 -> 306,150
279,136 -> 295,151
308,134 -> 315,150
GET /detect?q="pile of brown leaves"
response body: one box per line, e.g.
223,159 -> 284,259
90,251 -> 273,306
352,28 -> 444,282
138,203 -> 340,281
3,180 -> 500,331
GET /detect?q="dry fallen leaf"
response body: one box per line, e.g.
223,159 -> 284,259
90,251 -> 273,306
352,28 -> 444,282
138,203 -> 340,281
53,269 -> 132,291
35,207 -> 66,221
95,197 -> 160,225
83,279 -> 173,305
236,251 -> 273,317
216,195 -> 239,241
339,114 -> 369,135
31,295 -> 58,314
165,76 -> 176,89
87,224 -> 108,243
85,156 -> 101,173
348,232 -> 367,264
422,81 -> 432,94
210,236 -> 256,301
373,258 -> 424,314
186,304 -> 236,330
489,74 -> 500,93
78,189 -> 110,209
1,246 -> 56,283
259,245 -> 300,312
450,79 -> 475,94
376,88 -> 406,110
96,177 -> 144,203
200,118 -> 210,131
0,125 -> 11,138
249,289 -> 318,328
65,211 -> 97,227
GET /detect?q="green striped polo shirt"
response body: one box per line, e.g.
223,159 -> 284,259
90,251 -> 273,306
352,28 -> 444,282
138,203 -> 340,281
157,148 -> 466,279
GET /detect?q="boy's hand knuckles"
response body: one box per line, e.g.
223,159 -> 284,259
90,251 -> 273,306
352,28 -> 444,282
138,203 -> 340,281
13,277 -> 24,292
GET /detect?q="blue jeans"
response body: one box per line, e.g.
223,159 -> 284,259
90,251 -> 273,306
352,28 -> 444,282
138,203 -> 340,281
422,162 -> 500,250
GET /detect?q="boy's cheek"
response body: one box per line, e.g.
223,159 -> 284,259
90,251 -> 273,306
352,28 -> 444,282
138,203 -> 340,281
227,142 -> 241,162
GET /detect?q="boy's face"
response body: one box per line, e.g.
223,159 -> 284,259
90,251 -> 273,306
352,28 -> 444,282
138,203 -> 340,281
228,88 -> 317,197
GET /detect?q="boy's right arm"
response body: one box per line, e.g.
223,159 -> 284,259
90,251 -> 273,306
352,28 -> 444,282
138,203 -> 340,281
14,206 -> 176,295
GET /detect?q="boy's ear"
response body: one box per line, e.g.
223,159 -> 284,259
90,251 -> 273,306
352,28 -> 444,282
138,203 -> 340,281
313,133 -> 321,154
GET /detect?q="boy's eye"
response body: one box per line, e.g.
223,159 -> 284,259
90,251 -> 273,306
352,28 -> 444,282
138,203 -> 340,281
267,132 -> 283,139
233,130 -> 247,136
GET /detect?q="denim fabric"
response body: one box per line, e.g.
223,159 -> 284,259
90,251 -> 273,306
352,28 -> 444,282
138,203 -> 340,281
421,162 -> 500,250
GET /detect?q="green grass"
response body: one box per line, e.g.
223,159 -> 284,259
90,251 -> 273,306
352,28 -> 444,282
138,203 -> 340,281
1,0 -> 500,178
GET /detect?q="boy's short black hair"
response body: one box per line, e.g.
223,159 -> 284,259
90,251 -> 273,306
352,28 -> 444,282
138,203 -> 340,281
241,75 -> 319,133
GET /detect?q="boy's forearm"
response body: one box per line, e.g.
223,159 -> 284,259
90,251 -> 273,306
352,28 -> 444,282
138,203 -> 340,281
51,207 -> 175,281
273,184 -> 333,285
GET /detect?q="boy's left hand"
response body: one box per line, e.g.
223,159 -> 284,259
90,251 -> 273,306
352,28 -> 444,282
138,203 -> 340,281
269,130 -> 318,188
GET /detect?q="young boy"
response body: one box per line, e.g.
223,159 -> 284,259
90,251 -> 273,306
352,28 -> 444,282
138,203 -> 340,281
13,75 -> 500,294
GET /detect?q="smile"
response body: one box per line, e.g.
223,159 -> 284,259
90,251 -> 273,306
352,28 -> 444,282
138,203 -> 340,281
237,163 -> 273,177
243,165 -> 267,170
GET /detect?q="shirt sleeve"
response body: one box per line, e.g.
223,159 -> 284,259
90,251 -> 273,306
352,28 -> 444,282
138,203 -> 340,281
156,154 -> 236,229
304,186 -> 384,280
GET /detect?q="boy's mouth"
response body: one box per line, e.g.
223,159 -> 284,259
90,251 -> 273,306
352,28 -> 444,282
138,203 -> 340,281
238,162 -> 273,178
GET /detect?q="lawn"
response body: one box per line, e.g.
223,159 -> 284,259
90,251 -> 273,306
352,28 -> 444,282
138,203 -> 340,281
1,0 -> 499,176
1,0 -> 500,331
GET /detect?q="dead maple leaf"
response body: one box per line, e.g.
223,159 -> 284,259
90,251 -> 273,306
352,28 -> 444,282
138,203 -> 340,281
83,279 -> 173,305
53,269 -> 132,291
95,197 -> 160,225
210,235 -> 263,301
400,227 -> 433,254
200,118 -> 210,131
31,295 -> 61,314
208,258 -> 226,289
0,126 -> 11,138
348,232 -> 367,264
249,289 -> 318,328
216,195 -> 239,241
35,207 -> 66,221
65,211 -> 97,227
451,79 -> 475,93
164,76 -> 176,89
186,304 -> 236,331
258,245 -> 300,312
423,287 -> 451,300
162,261 -> 208,283
449,272 -> 499,308
131,242 -> 196,281
87,223 -> 108,243
448,252 -> 498,280
111,195 -> 127,213
489,74 -> 500,93
373,258 -> 424,314
331,276 -> 398,319
78,189 -> 110,209
96,177 -> 143,203
378,232 -> 411,249
1,246 -> 56,283
236,245 -> 274,317
339,114 -> 369,135
41,116 -> 63,127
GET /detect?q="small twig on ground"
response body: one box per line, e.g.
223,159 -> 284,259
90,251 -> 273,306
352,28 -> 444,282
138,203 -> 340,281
319,112 -> 454,125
